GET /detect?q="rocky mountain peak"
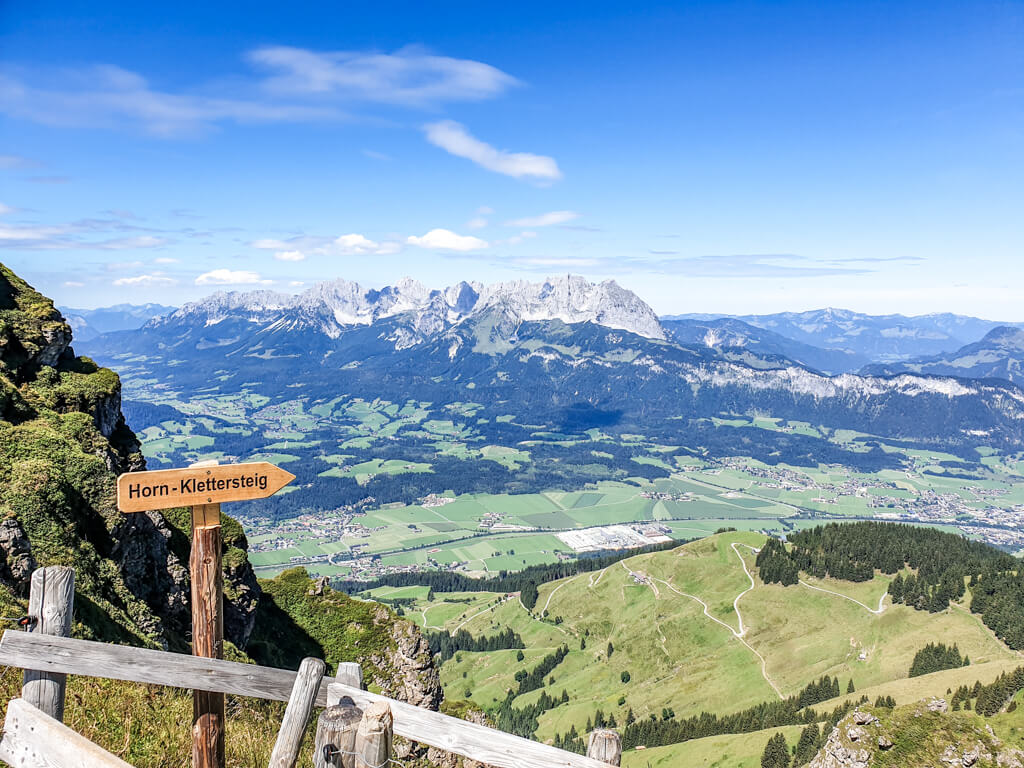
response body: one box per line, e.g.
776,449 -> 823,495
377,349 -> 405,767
164,274 -> 667,342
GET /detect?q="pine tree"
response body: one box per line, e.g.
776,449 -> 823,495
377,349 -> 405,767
847,679 -> 855,694
889,572 -> 905,603
760,733 -> 790,768
793,723 -> 821,766
607,641 -> 614,659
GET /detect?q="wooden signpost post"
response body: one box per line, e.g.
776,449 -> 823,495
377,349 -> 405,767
116,460 -> 295,768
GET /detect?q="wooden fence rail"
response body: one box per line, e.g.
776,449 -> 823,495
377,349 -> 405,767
0,631 -> 337,706
326,682 -> 611,768
0,698 -> 135,768
0,630 -> 616,768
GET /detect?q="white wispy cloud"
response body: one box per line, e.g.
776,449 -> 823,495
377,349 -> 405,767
505,210 -> 579,227
0,203 -> 14,215
195,269 -> 273,286
500,231 -> 537,246
0,67 -> 343,138
96,235 -> 170,250
513,257 -> 603,268
62,281 -> 85,287
406,228 -> 488,251
113,274 -> 177,287
249,46 -> 517,105
423,121 -> 561,181
254,232 -> 400,260
466,217 -> 488,230
1,47 -> 518,137
0,212 -> 177,250
154,256 -> 179,264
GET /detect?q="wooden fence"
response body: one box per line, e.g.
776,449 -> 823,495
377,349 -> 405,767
0,566 -> 622,768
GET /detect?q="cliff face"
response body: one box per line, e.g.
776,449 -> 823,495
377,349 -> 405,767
0,264 -> 257,649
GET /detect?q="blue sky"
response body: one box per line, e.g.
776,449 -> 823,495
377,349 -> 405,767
1,0 -> 1021,316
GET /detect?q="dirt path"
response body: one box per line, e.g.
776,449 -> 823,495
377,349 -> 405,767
420,604 -> 444,630
798,580 -> 887,615
542,575 -> 577,614
625,554 -> 784,699
730,542 -> 757,636
452,596 -> 513,632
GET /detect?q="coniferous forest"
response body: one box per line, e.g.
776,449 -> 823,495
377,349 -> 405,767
908,642 -> 969,678
755,522 -> 1023,648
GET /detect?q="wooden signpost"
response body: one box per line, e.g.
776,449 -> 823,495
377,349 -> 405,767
116,460 -> 295,768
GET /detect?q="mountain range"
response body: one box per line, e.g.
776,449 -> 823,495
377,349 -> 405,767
61,303 -> 175,341
73,285 -> 1024,378
671,308 -> 1024,367
80,275 -> 1024,456
863,325 -> 1024,387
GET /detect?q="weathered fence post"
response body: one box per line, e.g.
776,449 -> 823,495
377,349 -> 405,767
586,729 -> 622,766
314,702 -> 363,768
336,661 -> 363,690
268,657 -> 326,768
22,566 -> 74,721
191,504 -> 224,768
355,701 -> 393,768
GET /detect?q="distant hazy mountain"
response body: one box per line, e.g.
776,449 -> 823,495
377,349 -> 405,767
661,317 -> 867,374
665,309 -> 1024,363
863,326 -> 1024,386
84,276 -> 1024,450
61,303 -> 175,341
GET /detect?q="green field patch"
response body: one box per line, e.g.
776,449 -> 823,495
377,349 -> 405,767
571,492 -> 604,509
632,455 -> 674,470
523,510 -> 577,529
480,445 -> 530,469
422,521 -> 460,532
248,452 -> 301,464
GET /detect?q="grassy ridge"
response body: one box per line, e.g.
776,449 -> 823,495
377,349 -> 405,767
402,532 -> 1019,745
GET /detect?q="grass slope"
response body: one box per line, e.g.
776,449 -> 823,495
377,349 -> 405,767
416,532 -> 1018,743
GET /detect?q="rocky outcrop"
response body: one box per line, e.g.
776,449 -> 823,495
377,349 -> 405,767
810,706 -> 1024,768
0,517 -> 35,594
369,604 -> 443,710
110,511 -> 190,642
222,546 -> 261,649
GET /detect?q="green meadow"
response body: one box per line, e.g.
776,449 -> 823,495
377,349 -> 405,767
397,531 -> 1019,746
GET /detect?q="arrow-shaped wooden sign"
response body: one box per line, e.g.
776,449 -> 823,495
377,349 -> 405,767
116,461 -> 296,513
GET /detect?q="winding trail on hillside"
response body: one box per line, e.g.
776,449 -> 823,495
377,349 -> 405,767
730,542 -> 757,636
798,580 -> 887,615
420,604 -> 445,630
452,596 -> 514,632
542,575 -> 578,614
620,555 -> 783,699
